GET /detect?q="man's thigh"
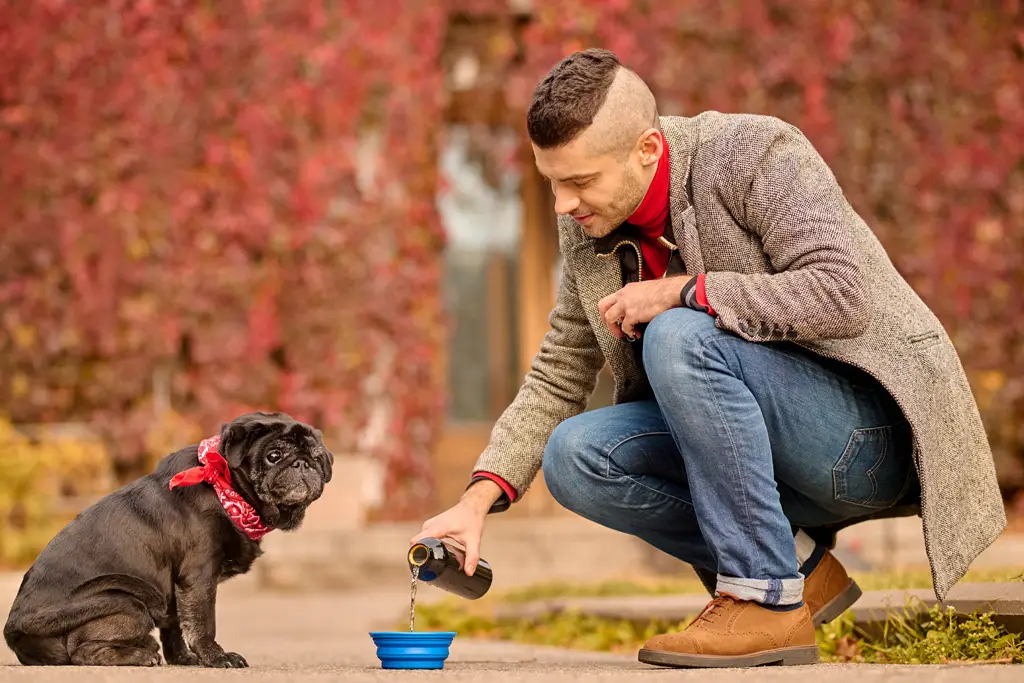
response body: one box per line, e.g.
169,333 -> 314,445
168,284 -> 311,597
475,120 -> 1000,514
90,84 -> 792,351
717,337 -> 917,522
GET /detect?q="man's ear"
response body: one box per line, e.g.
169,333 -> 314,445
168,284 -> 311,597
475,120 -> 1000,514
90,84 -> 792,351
635,127 -> 663,167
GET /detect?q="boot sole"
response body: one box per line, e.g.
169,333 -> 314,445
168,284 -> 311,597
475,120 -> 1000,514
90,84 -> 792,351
813,578 -> 863,625
638,644 -> 819,668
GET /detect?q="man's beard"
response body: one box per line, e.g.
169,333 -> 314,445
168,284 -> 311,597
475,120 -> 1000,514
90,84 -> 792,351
587,165 -> 647,238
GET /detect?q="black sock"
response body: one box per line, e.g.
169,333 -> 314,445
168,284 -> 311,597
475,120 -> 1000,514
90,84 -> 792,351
762,600 -> 805,613
798,542 -> 827,577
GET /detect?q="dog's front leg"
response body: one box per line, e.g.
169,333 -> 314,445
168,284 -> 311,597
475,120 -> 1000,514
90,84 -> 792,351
160,621 -> 199,666
174,563 -> 248,668
157,593 -> 199,666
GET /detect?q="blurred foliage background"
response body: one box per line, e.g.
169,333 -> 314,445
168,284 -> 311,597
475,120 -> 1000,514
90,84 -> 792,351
0,1 -> 1022,564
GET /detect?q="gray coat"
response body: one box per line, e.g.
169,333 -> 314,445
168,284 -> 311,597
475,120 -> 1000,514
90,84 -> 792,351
473,112 -> 1005,600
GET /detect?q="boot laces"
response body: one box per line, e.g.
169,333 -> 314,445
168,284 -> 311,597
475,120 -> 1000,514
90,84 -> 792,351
695,596 -> 733,625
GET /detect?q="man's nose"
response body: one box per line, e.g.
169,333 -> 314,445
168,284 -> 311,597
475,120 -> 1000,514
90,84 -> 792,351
553,186 -> 580,216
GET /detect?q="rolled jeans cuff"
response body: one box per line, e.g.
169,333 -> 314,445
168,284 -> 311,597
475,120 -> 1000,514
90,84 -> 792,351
716,574 -> 804,606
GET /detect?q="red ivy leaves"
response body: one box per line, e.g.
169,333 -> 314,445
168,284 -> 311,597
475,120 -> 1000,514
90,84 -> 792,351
2,1 -> 1023,514
0,1 -> 447,518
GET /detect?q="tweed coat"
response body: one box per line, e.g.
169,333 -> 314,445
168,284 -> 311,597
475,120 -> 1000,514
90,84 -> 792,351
473,112 -> 1005,600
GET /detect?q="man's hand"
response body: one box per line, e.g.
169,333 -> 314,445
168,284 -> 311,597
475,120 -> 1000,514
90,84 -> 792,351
410,479 -> 502,576
598,276 -> 691,340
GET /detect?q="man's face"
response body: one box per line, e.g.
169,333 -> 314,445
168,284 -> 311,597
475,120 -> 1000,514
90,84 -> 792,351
532,130 -> 652,239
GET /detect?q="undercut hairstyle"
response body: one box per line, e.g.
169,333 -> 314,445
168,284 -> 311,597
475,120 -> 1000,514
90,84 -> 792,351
527,49 -> 621,148
527,48 -> 659,154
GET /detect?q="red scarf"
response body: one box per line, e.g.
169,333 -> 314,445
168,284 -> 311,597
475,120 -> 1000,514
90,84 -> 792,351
168,435 -> 274,541
627,132 -> 672,279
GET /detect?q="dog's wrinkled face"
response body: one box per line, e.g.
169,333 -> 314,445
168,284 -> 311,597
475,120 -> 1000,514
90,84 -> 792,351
219,412 -> 334,531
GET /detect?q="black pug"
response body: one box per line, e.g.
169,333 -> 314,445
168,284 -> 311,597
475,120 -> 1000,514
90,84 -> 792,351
3,411 -> 333,667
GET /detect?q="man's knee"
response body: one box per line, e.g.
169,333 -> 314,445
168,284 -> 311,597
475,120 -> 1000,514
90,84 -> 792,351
641,307 -> 720,385
542,417 -> 600,513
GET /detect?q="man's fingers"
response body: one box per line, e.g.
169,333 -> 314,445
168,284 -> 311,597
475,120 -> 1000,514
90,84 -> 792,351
620,316 -> 636,339
603,300 -> 624,325
410,519 -> 446,545
463,537 -> 481,576
603,301 -> 626,337
410,529 -> 433,545
598,293 -> 617,318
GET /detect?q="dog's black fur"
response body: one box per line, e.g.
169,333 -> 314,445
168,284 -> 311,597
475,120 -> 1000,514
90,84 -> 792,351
3,411 -> 333,667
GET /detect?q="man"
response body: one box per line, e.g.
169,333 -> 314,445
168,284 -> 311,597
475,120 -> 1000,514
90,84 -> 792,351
413,48 -> 1005,668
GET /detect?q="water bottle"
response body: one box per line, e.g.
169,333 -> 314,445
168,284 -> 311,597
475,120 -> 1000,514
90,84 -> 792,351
407,537 -> 493,600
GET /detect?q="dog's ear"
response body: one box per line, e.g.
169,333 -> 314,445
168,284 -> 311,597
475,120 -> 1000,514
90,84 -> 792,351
313,428 -> 334,483
219,413 -> 294,467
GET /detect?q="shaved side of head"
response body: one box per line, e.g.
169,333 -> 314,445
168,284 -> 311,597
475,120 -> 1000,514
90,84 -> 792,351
584,67 -> 659,158
526,48 -> 658,154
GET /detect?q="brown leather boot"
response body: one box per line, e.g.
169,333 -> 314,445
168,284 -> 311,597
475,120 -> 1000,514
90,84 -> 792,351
803,548 -> 862,625
638,596 -> 818,668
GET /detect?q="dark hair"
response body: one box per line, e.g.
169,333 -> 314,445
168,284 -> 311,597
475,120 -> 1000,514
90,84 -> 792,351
527,48 -> 622,149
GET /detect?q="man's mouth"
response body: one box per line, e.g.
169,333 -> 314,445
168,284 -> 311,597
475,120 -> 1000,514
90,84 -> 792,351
573,213 -> 594,225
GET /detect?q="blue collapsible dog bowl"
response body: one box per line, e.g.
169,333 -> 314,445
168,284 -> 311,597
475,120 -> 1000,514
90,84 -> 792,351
369,631 -> 457,669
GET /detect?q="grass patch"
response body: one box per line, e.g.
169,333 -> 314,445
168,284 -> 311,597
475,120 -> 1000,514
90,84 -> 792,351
413,601 -> 692,655
407,570 -> 1024,664
818,602 -> 1024,664
491,567 -> 1023,605
497,577 -> 706,604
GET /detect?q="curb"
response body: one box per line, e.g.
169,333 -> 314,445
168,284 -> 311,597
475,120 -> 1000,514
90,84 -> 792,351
492,583 -> 1024,635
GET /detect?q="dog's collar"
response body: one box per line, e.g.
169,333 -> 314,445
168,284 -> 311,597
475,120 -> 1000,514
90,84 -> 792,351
168,435 -> 274,541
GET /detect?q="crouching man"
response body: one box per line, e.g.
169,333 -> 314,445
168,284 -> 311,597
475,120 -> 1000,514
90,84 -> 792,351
414,48 -> 1004,669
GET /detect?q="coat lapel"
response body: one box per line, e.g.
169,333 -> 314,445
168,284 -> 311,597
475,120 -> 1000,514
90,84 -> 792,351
568,240 -> 639,381
662,117 -> 705,275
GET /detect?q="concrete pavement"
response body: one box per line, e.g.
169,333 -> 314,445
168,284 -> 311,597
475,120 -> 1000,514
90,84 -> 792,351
0,572 -> 1020,681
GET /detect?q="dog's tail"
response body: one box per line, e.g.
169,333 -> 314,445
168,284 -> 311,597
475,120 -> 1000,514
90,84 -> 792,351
5,574 -> 167,639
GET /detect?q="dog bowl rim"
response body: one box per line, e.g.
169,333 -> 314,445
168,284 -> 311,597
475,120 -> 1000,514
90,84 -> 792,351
369,630 -> 457,639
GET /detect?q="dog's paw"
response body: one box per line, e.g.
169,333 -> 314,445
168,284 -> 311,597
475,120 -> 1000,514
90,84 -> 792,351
166,650 -> 200,666
202,651 -> 248,668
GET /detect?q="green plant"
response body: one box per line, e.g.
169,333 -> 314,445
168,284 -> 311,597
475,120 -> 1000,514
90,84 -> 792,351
0,418 -> 112,567
863,602 -> 1024,664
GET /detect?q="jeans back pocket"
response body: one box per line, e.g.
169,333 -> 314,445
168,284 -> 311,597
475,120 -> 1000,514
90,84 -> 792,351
832,421 -> 914,510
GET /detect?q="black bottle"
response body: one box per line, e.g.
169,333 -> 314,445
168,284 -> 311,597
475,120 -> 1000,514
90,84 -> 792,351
408,537 -> 493,600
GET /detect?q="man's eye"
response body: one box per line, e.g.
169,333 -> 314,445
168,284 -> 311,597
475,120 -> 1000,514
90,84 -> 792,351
575,180 -> 592,189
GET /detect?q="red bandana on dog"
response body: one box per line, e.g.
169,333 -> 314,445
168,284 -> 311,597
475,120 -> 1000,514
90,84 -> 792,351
168,435 -> 274,541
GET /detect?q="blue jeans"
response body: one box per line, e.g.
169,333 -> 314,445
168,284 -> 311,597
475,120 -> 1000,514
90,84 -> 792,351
542,307 -> 917,605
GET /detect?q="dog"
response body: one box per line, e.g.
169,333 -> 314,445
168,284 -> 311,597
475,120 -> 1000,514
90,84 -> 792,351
3,411 -> 333,667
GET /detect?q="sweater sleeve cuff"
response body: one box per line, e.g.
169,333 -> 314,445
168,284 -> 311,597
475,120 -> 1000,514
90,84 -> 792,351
695,273 -> 716,316
468,471 -> 516,513
680,274 -> 716,316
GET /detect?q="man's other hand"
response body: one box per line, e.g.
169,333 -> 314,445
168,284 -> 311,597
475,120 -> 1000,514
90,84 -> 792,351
598,276 -> 691,340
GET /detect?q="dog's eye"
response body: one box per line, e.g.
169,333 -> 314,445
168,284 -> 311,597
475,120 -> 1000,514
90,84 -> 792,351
266,451 -> 283,465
